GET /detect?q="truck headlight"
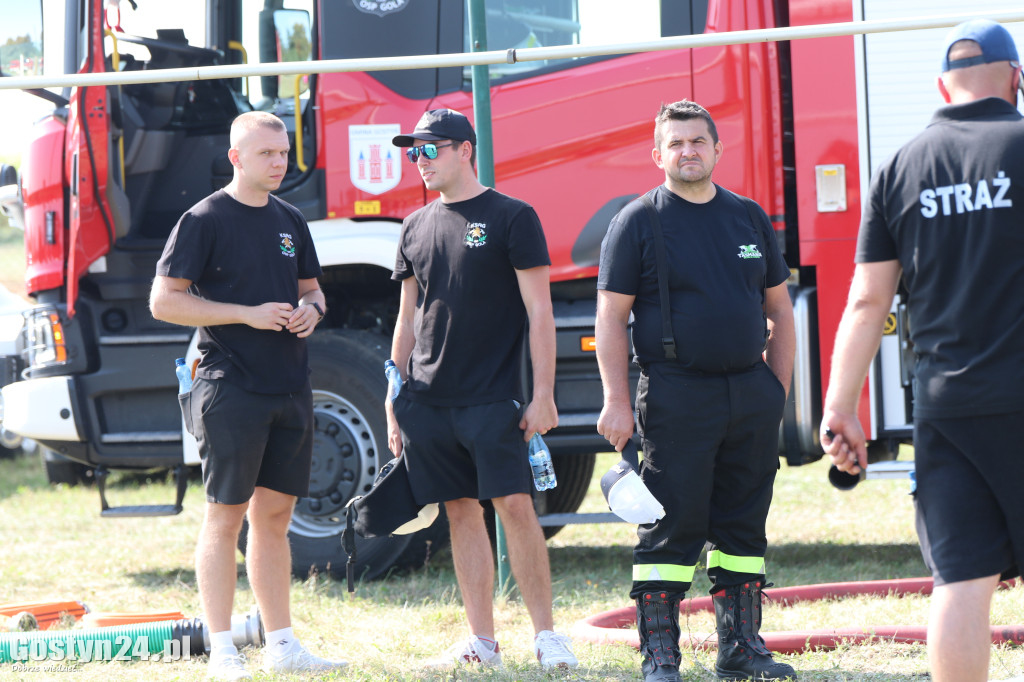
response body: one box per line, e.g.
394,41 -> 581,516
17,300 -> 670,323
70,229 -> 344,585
23,307 -> 68,369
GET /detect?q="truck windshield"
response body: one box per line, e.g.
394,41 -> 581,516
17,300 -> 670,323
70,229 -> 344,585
1,3 -> 43,78
105,0 -> 207,61
467,0 -> 666,82
103,0 -> 313,108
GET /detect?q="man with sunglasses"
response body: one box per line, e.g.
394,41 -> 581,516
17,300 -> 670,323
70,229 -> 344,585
385,109 -> 578,671
822,20 -> 1024,682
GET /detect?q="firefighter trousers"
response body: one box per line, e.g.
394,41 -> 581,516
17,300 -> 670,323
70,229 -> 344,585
630,360 -> 787,599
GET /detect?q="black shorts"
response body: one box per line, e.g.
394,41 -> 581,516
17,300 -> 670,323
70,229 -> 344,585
187,377 -> 314,505
913,413 -> 1024,585
392,396 -> 533,504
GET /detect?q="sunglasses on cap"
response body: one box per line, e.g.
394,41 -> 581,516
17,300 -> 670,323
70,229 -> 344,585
405,141 -> 459,163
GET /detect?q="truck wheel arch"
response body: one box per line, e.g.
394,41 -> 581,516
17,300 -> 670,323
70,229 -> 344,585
237,329 -> 450,580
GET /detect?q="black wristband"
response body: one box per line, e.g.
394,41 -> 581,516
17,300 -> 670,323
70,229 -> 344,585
311,302 -> 325,320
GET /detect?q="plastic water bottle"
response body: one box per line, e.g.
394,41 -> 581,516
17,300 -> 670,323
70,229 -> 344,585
384,359 -> 402,402
528,433 -> 557,491
175,357 -> 193,394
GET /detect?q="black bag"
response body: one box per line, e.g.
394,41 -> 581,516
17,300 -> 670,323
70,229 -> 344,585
350,458 -> 422,539
341,458 -> 430,592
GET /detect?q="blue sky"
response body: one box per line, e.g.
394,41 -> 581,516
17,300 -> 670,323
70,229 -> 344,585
5,1 -> 42,42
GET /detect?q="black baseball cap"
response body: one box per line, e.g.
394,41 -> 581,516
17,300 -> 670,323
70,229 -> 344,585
392,109 -> 477,147
941,19 -> 1019,72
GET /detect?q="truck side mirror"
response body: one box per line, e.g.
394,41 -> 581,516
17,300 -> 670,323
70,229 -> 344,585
259,8 -> 313,104
0,163 -> 24,230
258,9 -> 279,103
0,164 -> 16,187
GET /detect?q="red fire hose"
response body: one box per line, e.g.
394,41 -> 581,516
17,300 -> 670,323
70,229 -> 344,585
572,577 -> 1024,654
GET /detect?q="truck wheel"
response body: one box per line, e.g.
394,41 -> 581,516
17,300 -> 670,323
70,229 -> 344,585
482,451 -> 597,543
237,330 -> 450,581
540,452 -> 596,539
41,448 -> 95,486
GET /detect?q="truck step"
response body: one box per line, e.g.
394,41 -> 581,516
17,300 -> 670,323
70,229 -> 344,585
101,504 -> 182,518
100,431 -> 182,444
96,464 -> 188,518
537,512 -> 624,526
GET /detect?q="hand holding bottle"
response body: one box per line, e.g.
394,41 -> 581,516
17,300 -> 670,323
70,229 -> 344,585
384,360 -> 404,456
528,433 -> 557,491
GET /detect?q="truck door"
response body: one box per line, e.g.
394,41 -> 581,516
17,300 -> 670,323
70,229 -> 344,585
692,0 -> 785,233
431,0 -> 700,280
5,0 -> 69,298
65,0 -> 117,316
318,0 -> 464,221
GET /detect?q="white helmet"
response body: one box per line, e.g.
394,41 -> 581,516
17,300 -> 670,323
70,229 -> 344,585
600,440 -> 665,525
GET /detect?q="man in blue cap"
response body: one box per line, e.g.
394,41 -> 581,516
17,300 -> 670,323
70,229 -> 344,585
822,20 -> 1023,682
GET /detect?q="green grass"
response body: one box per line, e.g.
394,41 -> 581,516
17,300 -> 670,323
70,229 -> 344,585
0,451 -> 1023,680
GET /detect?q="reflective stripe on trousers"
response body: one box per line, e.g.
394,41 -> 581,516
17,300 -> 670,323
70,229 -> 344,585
633,563 -> 697,584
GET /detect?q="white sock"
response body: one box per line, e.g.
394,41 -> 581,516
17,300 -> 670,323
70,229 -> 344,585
266,627 -> 298,657
473,636 -> 497,653
209,630 -> 236,656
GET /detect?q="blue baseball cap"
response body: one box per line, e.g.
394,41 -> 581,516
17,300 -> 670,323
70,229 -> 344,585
941,19 -> 1019,72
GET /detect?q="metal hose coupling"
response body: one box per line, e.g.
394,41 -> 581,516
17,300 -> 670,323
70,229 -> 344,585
178,605 -> 264,655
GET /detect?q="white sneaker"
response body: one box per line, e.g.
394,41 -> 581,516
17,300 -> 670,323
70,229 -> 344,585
424,636 -> 503,669
207,650 -> 253,681
533,630 -> 578,669
263,644 -> 348,674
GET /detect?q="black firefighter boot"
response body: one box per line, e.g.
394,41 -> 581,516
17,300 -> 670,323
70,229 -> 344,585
712,581 -> 796,681
636,590 -> 684,682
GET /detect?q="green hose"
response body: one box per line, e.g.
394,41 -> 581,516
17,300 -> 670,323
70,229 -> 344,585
0,621 -> 180,663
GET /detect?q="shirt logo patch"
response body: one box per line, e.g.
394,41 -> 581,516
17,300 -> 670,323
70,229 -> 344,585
280,233 -> 296,257
465,222 -> 488,248
737,244 -> 762,259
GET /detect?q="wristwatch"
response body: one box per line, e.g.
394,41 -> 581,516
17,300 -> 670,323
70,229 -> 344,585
310,302 -> 325,321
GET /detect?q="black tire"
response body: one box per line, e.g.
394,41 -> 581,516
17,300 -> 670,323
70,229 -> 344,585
539,452 -> 596,539
41,448 -> 95,486
237,330 -> 450,582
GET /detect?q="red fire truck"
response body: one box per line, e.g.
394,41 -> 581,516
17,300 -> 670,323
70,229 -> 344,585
4,0 -> 1011,578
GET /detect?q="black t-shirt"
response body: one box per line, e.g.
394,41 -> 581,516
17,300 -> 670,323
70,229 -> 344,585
156,190 -> 323,394
392,189 -> 550,406
598,184 -> 789,371
857,97 -> 1024,419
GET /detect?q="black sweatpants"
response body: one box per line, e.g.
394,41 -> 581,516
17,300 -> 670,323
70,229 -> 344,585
630,361 -> 786,599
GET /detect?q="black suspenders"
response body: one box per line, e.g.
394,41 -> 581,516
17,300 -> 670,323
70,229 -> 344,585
637,188 -> 769,362
639,191 -> 678,360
